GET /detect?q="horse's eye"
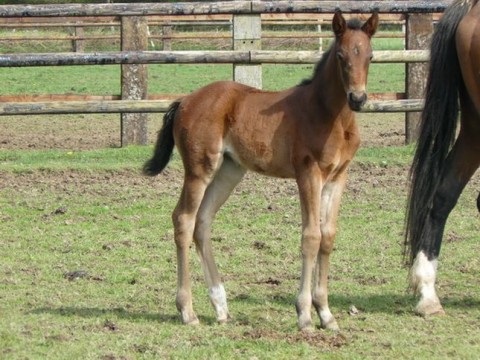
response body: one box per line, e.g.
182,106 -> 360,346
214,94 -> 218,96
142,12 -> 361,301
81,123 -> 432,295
336,52 -> 345,61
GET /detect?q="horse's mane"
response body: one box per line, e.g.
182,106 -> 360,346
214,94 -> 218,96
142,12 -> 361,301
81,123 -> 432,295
299,18 -> 364,86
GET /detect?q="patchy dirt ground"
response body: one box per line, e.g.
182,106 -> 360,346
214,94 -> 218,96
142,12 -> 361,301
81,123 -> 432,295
0,112 -> 406,150
0,111 -> 412,193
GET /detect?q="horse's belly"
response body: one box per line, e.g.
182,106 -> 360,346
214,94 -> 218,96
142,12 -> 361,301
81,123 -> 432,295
224,136 -> 295,178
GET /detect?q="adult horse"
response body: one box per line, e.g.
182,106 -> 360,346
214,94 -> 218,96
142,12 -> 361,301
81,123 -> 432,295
144,11 -> 378,331
405,0 -> 480,316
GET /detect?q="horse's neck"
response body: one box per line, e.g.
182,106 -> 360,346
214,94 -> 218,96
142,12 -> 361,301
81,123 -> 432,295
308,54 -> 349,114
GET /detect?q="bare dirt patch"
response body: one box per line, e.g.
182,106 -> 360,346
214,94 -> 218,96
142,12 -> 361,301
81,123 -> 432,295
238,328 -> 348,348
0,112 -> 404,150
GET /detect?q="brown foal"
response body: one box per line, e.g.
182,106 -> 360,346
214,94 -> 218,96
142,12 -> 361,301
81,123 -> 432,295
144,11 -> 378,331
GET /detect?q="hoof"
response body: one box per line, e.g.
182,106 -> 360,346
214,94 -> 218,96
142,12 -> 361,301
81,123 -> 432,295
415,299 -> 445,317
298,317 -> 314,332
321,319 -> 340,332
217,313 -> 231,325
181,311 -> 200,325
184,318 -> 200,325
300,325 -> 315,333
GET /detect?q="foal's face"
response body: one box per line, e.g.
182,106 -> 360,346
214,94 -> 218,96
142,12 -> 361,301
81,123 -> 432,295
333,12 -> 379,111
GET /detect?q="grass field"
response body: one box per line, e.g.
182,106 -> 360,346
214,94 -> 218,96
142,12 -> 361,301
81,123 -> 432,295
0,36 -> 405,95
1,25 -> 479,360
1,146 -> 479,359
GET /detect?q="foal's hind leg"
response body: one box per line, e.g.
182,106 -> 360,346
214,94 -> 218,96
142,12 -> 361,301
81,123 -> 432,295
312,174 -> 346,331
173,152 -> 224,325
194,157 -> 246,323
173,175 -> 210,325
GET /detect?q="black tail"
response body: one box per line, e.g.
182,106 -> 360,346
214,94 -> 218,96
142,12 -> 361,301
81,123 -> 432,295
143,101 -> 180,176
404,0 -> 472,265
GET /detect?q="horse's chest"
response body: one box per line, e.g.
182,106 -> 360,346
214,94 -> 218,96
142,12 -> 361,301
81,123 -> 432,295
311,127 -> 360,178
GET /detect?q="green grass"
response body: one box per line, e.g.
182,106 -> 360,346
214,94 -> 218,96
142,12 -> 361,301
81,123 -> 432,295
1,145 -> 479,359
0,146 -> 153,172
0,33 -> 406,96
0,62 -> 404,96
0,145 -> 411,172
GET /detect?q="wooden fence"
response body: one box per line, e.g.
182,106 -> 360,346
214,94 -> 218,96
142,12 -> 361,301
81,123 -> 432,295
0,1 -> 453,146
0,13 -> 412,52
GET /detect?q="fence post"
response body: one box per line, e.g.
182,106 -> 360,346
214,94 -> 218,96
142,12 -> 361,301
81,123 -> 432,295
121,16 -> 148,146
317,23 -> 323,51
405,13 -> 433,144
73,26 -> 84,52
162,25 -> 172,51
233,14 -> 261,88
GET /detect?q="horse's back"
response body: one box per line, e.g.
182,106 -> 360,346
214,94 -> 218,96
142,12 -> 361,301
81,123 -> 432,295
179,81 -> 254,116
176,80 -> 263,133
174,80 -> 250,131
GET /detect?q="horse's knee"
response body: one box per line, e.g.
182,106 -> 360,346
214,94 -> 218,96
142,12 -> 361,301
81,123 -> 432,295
320,225 -> 336,253
172,211 -> 195,248
301,228 -> 322,256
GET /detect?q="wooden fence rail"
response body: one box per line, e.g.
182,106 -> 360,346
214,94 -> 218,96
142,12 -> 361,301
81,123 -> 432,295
0,1 -> 452,17
0,99 -> 424,115
0,50 -> 429,67
0,14 -> 409,47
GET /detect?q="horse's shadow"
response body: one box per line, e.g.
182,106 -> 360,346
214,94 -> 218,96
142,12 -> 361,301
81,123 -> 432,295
231,292 -> 416,314
231,292 -> 480,314
30,292 -> 480,325
30,306 -> 181,324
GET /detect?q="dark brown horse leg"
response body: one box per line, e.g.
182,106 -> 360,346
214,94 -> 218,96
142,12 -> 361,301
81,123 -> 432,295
295,165 -> 323,331
477,192 -> 480,213
411,130 -> 480,316
312,174 -> 347,331
193,157 -> 246,323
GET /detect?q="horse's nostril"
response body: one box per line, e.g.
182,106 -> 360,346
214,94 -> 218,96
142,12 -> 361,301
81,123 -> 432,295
348,92 -> 367,111
349,92 -> 366,104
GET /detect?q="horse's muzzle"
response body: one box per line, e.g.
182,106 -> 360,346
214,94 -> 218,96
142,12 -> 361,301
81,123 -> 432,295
348,91 -> 367,111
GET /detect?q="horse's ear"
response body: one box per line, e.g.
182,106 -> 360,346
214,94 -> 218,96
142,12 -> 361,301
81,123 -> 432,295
332,10 -> 346,38
362,12 -> 379,38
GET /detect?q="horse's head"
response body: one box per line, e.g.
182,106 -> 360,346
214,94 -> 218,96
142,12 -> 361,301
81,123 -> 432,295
332,11 -> 378,111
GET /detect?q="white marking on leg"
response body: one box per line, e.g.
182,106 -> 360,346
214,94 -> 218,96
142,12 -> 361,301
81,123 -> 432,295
411,251 -> 437,297
411,251 -> 444,315
209,284 -> 229,322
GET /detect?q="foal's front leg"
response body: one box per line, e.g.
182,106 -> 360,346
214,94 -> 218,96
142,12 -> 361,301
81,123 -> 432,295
295,167 -> 323,331
312,176 -> 347,331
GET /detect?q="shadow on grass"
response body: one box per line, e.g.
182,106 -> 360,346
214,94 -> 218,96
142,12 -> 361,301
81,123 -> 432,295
30,293 -> 480,326
233,292 -> 414,313
29,306 -> 189,324
232,292 -> 480,314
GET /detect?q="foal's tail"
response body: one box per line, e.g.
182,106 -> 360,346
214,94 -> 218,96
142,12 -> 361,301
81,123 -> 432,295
404,0 -> 472,266
143,101 -> 180,176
